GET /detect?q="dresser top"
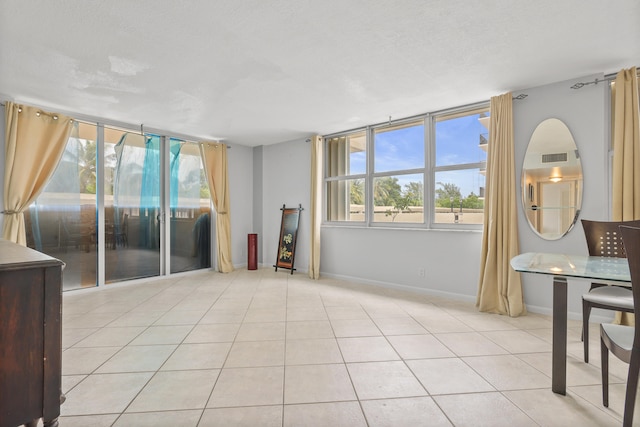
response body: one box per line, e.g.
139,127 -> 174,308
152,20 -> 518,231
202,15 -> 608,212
0,239 -> 64,271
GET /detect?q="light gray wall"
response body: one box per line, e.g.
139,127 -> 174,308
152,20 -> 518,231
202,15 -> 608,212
514,74 -> 610,319
321,227 -> 483,301
260,137 -> 484,301
259,74 -> 612,321
226,143 -> 254,269
252,146 -> 264,263
261,138 -> 311,273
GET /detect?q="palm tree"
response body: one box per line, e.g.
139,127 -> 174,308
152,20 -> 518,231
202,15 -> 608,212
77,139 -> 97,194
350,179 -> 364,205
374,177 -> 401,206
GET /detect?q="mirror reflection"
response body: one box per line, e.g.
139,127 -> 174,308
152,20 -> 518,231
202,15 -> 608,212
522,118 -> 582,240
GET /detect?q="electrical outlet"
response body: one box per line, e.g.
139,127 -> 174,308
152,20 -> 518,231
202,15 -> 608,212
419,268 -> 425,277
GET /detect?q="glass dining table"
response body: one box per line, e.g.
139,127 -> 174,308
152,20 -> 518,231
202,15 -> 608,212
510,252 -> 631,395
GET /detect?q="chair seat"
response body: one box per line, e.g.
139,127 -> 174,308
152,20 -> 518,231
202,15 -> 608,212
601,323 -> 634,367
583,285 -> 634,310
601,323 -> 634,353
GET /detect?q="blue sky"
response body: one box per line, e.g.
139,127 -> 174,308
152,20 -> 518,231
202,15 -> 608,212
348,114 -> 488,198
435,114 -> 488,166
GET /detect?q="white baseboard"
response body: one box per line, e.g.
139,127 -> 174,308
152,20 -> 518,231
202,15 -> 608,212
320,272 -> 477,304
318,271 -> 616,324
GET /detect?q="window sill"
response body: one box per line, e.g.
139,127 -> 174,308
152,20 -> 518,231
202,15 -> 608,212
321,223 -> 482,233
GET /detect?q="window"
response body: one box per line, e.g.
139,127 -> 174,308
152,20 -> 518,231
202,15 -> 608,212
326,131 -> 366,221
433,108 -> 489,225
324,104 -> 489,228
372,120 -> 424,223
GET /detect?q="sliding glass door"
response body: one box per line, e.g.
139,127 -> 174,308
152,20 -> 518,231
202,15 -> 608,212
27,122 -> 98,291
103,128 -> 161,283
27,123 -> 212,289
169,140 -> 211,274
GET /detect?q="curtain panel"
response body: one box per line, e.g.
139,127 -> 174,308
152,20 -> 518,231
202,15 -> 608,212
3,102 -> 73,245
612,66 -> 640,221
476,93 -> 526,317
309,135 -> 323,279
200,142 -> 234,273
611,66 -> 639,326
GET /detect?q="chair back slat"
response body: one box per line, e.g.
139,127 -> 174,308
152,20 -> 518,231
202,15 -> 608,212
620,225 -> 640,346
581,219 -> 640,258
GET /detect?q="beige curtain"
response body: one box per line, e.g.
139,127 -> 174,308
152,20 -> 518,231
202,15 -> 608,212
611,66 -> 639,326
200,142 -> 234,273
3,102 -> 73,245
476,93 -> 526,317
309,135 -> 322,279
612,67 -> 640,220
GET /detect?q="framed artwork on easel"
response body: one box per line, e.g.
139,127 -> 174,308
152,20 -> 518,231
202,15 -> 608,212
274,204 -> 302,274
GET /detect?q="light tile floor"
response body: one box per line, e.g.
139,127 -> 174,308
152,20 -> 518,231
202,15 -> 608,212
51,267 -> 640,426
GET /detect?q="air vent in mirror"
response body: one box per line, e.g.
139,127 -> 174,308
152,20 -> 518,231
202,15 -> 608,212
541,152 -> 568,163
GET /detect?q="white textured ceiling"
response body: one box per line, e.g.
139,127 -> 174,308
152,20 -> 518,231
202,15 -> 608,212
1,1 -> 639,146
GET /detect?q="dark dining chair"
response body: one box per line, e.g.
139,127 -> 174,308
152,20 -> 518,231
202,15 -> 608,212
600,225 -> 640,427
581,219 -> 640,363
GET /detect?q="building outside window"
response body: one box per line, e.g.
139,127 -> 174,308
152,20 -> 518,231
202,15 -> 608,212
433,107 -> 489,226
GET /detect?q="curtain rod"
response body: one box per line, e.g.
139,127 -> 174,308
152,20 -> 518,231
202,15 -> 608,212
0,99 -> 226,146
322,94 -> 532,139
570,67 -> 639,89
570,76 -> 615,90
322,99 -> 493,139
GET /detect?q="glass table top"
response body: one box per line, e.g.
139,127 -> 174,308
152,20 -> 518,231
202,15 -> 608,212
511,252 -> 631,283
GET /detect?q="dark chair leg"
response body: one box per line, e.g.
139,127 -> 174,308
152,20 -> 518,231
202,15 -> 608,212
601,335 -> 609,407
43,418 -> 59,427
583,298 -> 592,363
623,351 -> 640,427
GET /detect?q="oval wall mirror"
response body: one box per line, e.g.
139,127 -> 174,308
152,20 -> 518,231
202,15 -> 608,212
522,118 -> 582,240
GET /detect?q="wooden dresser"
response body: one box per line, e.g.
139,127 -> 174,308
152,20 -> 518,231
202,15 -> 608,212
0,239 -> 64,427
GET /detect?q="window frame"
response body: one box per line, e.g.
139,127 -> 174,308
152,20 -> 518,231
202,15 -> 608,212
431,105 -> 489,230
369,117 -> 426,227
324,130 -> 368,223
323,102 -> 489,230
